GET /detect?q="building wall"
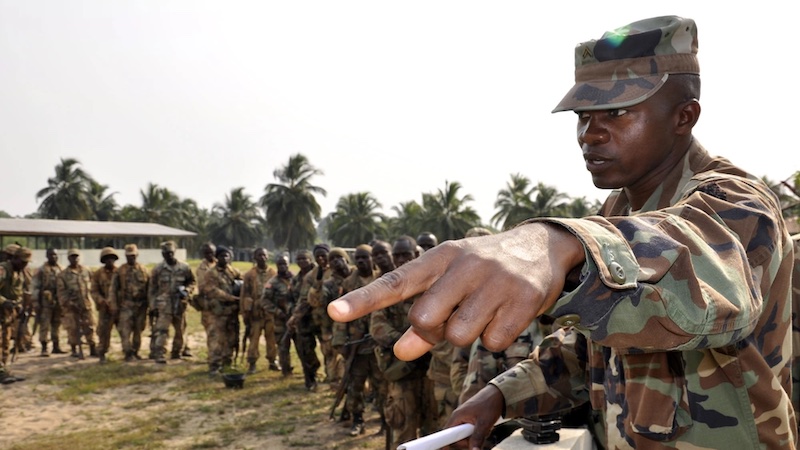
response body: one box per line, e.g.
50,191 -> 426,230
29,248 -> 188,269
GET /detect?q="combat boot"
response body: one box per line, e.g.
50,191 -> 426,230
89,343 -> 98,357
268,360 -> 280,371
349,414 -> 365,436
40,341 -> 49,357
98,353 -> 106,365
124,351 -> 134,362
51,340 -> 66,354
247,361 -> 257,375
70,345 -> 79,358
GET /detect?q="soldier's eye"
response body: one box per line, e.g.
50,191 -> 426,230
608,109 -> 627,117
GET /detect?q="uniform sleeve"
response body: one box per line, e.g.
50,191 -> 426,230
490,327 -> 589,418
532,176 -> 786,352
108,271 -> 120,311
369,307 -> 402,348
90,271 -> 104,306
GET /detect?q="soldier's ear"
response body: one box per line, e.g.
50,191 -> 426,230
675,99 -> 700,136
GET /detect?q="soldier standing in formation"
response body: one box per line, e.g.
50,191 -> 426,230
262,253 -> 294,376
189,242 -> 217,359
0,246 -> 31,384
332,244 -> 382,436
57,249 -> 96,359
31,248 -> 64,356
148,241 -> 195,364
369,236 -> 431,448
305,244 -> 334,382
110,244 -> 150,362
91,247 -> 118,364
201,245 -> 241,375
287,249 -> 321,391
241,247 -> 277,374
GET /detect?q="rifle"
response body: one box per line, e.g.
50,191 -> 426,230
329,334 -> 372,421
239,316 -> 251,366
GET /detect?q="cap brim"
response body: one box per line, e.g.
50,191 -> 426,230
552,74 -> 667,113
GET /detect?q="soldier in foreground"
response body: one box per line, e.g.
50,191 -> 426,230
57,249 -> 96,359
149,241 -> 195,364
31,248 -> 64,356
110,244 -> 150,361
188,242 -> 217,359
91,247 -> 118,364
330,16 -> 797,448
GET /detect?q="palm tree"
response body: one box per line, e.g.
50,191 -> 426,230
260,154 -> 326,253
560,197 -> 601,218
388,201 -> 424,239
492,173 -> 538,230
88,180 -> 119,221
36,157 -> 94,220
326,192 -> 387,247
135,183 -> 184,227
529,182 -> 570,217
419,180 -> 481,241
209,187 -> 264,249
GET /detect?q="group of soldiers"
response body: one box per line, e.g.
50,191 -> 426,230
0,240 -> 199,383
0,231 -> 548,448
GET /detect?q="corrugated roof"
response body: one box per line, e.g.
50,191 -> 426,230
0,218 -> 196,237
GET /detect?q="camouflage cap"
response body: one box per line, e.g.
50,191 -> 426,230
160,241 -> 177,252
100,246 -> 118,262
3,244 -> 20,256
68,248 -> 81,257
124,244 -> 138,255
553,15 -> 699,113
14,246 -> 32,262
328,247 -> 350,263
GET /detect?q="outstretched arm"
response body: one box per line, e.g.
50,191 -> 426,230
328,223 -> 584,361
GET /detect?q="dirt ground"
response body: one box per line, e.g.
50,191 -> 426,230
1,325 -> 388,450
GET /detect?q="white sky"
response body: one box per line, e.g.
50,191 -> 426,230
2,1 -> 797,226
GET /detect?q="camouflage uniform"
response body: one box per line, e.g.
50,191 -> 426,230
91,260 -> 117,359
332,269 -> 383,422
201,264 -> 242,371
290,263 -> 321,389
262,272 -> 293,375
31,260 -> 63,353
370,296 -> 431,448
459,320 -> 544,405
424,340 -> 457,432
57,262 -> 96,352
305,265 -> 335,382
491,141 -> 797,448
0,260 -> 25,366
241,264 -> 277,369
109,259 -> 150,360
148,259 -> 195,361
192,258 -> 216,358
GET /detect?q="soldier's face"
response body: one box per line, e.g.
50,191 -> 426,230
162,250 -> 176,265
47,251 -> 58,265
254,250 -> 268,267
203,248 -> 215,262
103,256 -> 117,269
330,255 -> 347,273
372,244 -> 394,272
296,254 -> 310,270
68,254 -> 79,267
314,250 -> 329,268
277,258 -> 289,275
576,83 -> 687,193
392,241 -> 416,268
354,250 -> 372,274
11,257 -> 28,272
126,254 -> 137,265
217,252 -> 231,267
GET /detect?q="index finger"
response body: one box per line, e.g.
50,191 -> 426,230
328,251 -> 446,322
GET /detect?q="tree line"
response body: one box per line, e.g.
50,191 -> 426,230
16,156 -> 800,256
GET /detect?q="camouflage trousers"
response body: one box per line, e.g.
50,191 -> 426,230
118,301 -> 147,355
207,312 -> 239,369
152,308 -> 185,359
62,309 -> 96,347
385,376 -> 426,448
424,377 -> 457,432
345,351 -> 385,416
37,302 -> 62,344
95,307 -> 118,355
295,328 -> 321,386
320,327 -> 343,383
1,313 -> 16,365
246,315 -> 277,364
